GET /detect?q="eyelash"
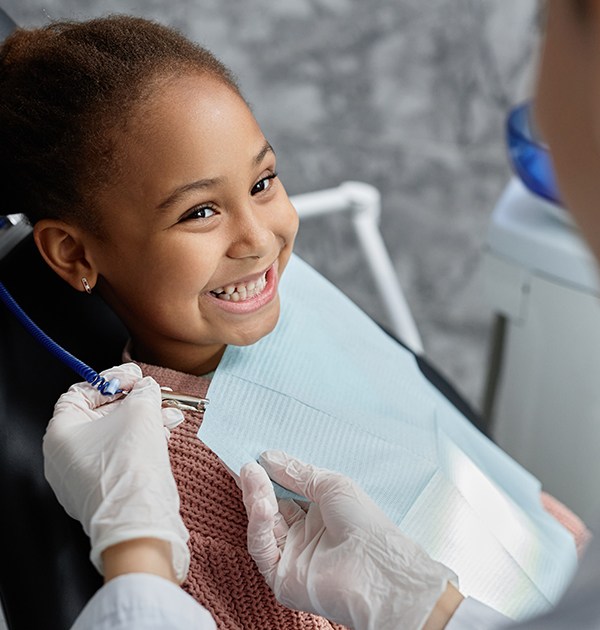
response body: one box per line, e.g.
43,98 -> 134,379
251,171 -> 278,195
182,203 -> 218,222
180,172 -> 279,222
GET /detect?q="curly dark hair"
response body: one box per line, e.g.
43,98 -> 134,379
0,15 -> 240,232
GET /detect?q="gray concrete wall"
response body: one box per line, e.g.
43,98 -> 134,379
3,0 -> 539,410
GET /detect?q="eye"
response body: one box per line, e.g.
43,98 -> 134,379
181,205 -> 217,222
251,172 -> 278,195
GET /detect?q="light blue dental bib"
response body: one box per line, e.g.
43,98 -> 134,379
199,254 -> 577,620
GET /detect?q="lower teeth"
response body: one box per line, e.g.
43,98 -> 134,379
212,275 -> 266,301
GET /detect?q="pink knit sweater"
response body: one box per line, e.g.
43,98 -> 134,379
135,360 -> 347,629
134,359 -> 590,628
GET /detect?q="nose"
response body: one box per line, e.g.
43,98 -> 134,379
225,205 -> 274,260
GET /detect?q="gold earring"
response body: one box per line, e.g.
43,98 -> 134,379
81,277 -> 92,294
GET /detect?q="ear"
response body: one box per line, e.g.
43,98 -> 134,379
33,219 -> 99,293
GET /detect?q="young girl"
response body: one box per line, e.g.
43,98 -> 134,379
0,14 -> 587,629
0,15 -> 344,629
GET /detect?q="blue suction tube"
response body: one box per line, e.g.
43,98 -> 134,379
0,280 -> 121,395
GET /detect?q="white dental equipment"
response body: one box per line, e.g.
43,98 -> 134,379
483,177 -> 600,525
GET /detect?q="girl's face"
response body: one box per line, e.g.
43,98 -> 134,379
85,74 -> 298,374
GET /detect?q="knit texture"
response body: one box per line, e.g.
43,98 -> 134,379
134,359 -> 347,630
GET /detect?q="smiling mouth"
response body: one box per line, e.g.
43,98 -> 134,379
209,270 -> 269,303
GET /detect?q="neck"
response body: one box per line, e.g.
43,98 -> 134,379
131,338 -> 226,375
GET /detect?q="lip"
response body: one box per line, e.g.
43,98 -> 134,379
204,262 -> 279,314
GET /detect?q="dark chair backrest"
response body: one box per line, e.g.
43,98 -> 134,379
0,232 -> 128,629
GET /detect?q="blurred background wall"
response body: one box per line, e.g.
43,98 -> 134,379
5,0 -> 539,411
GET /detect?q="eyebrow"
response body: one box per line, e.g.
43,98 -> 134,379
156,140 -> 275,211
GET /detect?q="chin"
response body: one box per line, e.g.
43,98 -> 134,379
229,307 -> 280,347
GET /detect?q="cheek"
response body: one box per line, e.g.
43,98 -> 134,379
276,199 -> 299,243
96,237 -> 220,306
286,214 -> 299,245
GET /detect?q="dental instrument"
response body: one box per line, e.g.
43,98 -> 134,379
159,388 -> 209,413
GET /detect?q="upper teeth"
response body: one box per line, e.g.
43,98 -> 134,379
211,273 -> 267,301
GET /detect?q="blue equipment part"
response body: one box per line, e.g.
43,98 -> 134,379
0,280 -> 120,395
507,102 -> 562,207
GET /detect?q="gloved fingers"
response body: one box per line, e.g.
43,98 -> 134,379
53,386 -> 120,421
161,406 -> 185,431
100,362 -> 143,386
240,461 -> 278,514
259,450 -> 349,505
121,375 -> 162,410
240,462 -> 291,547
246,496 -> 282,583
74,362 -> 143,404
49,389 -> 125,436
50,375 -> 162,443
278,498 -> 307,527
273,511 -> 290,549
107,378 -> 172,447
53,363 -> 144,417
241,462 -> 282,583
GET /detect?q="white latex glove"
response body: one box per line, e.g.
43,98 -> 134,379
241,450 -> 458,630
43,363 -> 190,583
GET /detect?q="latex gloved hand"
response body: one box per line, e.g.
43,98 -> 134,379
43,363 -> 190,583
241,451 -> 460,630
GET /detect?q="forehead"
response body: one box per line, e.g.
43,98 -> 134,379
108,73 -> 265,203
130,72 -> 259,161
